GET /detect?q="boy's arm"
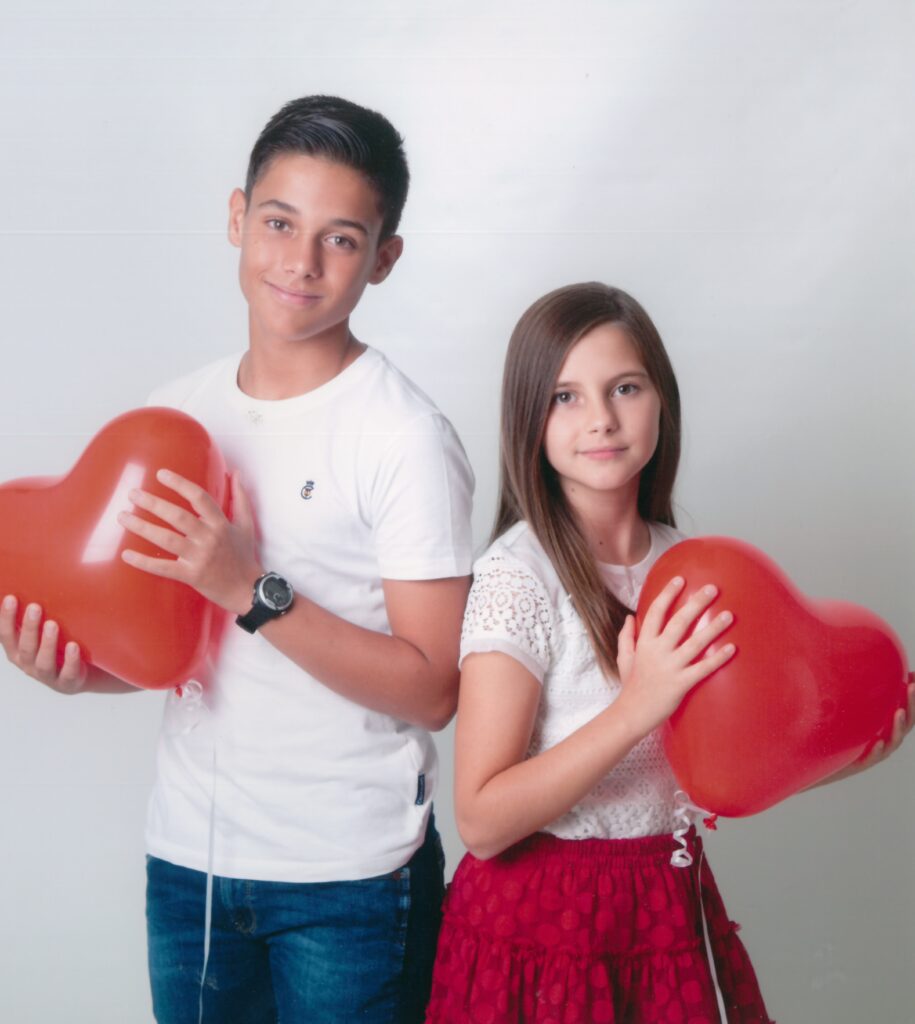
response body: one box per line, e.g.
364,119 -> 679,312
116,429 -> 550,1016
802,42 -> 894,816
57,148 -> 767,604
119,469 -> 469,731
257,575 -> 469,731
0,596 -> 138,694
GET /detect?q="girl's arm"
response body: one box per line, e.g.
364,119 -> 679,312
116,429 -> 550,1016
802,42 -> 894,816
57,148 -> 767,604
804,674 -> 914,789
455,577 -> 736,860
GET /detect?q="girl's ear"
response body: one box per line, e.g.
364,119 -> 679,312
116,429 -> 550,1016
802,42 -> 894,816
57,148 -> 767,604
368,234 -> 404,285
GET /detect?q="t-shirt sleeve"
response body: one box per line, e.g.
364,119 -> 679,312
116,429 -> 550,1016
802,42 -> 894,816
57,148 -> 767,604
459,553 -> 554,683
370,413 -> 474,580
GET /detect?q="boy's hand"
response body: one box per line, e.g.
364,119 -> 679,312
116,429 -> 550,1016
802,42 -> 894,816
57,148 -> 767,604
0,596 -> 89,694
118,469 -> 262,615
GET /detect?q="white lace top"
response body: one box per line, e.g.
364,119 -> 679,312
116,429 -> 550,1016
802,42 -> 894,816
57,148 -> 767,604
460,520 -> 686,840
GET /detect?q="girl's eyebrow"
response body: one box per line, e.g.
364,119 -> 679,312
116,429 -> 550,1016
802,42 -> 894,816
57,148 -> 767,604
553,370 -> 649,389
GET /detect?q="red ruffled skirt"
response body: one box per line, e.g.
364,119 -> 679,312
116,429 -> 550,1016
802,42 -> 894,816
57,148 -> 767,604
426,830 -> 772,1023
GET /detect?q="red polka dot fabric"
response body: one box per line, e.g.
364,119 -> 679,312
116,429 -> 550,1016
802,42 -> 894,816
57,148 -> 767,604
425,831 -> 772,1023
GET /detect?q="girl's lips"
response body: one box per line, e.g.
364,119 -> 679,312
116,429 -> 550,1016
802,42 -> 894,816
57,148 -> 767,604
579,447 -> 627,459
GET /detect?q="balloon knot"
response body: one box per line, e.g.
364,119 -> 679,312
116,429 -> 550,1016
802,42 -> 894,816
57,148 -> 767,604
703,814 -> 718,830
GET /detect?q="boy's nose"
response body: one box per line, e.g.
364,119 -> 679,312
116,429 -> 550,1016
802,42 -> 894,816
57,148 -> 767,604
285,240 -> 322,279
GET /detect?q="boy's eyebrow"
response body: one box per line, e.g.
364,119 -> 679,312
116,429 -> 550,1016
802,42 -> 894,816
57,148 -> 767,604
257,199 -> 370,235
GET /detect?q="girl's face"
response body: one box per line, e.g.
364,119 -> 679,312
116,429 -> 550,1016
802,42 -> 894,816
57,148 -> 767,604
542,322 -> 661,508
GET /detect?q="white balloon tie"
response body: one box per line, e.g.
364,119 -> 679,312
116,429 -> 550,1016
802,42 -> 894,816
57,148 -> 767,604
670,789 -> 718,868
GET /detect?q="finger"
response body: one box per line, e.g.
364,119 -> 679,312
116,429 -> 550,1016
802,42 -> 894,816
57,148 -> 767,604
616,615 -> 635,675
229,472 -> 255,533
157,468 -> 223,522
58,642 -> 87,691
0,595 -> 19,655
887,707 -> 907,750
128,488 -> 201,537
117,510 -> 186,556
676,609 -> 734,665
641,576 -> 686,637
662,584 -> 720,649
860,739 -> 885,768
121,548 -> 183,579
17,604 -> 44,663
33,620 -> 62,677
681,640 -> 736,689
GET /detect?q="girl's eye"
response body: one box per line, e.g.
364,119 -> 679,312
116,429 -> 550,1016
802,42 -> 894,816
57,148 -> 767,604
615,382 -> 640,397
553,391 -> 574,405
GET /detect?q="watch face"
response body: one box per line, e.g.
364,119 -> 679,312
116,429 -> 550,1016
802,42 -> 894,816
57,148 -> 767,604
259,574 -> 293,612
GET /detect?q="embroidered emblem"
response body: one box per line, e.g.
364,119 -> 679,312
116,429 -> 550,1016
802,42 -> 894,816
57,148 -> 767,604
247,409 -> 263,425
300,480 -> 315,501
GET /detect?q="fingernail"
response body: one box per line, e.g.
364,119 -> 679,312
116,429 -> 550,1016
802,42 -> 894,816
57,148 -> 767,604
723,643 -> 736,654
672,576 -> 684,587
27,605 -> 41,621
704,585 -> 718,597
2,596 -> 15,611
66,642 -> 79,657
720,611 -> 733,624
45,621 -> 57,636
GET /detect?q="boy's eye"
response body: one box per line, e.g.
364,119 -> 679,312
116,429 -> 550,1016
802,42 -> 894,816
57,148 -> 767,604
266,218 -> 290,231
327,234 -> 356,249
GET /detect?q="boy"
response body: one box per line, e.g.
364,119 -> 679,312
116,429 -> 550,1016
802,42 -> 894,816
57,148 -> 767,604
0,96 -> 473,1023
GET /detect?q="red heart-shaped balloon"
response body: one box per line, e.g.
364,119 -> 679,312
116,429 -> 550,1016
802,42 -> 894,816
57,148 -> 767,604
0,408 -> 227,689
636,537 -> 909,816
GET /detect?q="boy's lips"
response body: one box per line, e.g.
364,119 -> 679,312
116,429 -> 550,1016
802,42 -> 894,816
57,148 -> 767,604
266,281 -> 322,305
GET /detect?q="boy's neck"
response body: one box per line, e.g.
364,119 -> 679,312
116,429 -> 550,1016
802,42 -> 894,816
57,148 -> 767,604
237,326 -> 366,401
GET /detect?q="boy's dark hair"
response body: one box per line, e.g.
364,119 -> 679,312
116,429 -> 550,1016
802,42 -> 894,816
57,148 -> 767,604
245,95 -> 410,238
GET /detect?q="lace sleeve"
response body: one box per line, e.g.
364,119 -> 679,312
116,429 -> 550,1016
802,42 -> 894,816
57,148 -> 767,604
459,554 -> 555,683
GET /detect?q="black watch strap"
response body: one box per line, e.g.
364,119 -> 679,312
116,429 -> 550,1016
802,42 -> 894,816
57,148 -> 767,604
235,572 -> 294,634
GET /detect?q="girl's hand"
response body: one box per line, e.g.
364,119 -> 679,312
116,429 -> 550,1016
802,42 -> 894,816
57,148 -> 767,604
615,576 -> 736,739
0,596 -> 89,694
814,675 -> 915,786
117,469 -> 262,616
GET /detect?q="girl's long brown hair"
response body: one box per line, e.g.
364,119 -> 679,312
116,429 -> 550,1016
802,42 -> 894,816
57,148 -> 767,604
493,282 -> 681,677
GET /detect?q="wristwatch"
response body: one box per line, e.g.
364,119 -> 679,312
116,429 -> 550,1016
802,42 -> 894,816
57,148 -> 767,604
235,572 -> 295,633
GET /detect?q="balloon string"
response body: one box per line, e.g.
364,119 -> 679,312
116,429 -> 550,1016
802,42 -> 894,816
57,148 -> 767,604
670,789 -> 717,868
697,848 -> 729,1024
197,740 -> 217,1024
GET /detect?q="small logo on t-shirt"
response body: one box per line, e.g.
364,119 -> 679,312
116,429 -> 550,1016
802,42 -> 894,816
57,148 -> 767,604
300,480 -> 315,500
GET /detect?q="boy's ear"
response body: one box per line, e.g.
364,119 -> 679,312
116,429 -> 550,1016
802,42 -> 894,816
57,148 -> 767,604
368,234 -> 404,285
227,188 -> 247,248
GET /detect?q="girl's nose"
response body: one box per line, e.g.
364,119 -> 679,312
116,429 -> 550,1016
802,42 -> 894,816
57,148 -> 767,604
588,400 -> 618,432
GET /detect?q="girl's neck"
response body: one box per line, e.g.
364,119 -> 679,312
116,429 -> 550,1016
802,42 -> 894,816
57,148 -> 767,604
562,480 -> 650,567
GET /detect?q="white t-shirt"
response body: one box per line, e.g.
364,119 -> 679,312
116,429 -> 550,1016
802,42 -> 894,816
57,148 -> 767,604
460,520 -> 685,840
143,346 -> 474,882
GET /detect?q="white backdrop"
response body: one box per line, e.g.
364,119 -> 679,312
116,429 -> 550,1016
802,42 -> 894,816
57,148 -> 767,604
1,2 -> 912,1021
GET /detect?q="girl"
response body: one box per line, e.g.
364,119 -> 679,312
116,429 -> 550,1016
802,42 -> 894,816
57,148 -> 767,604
426,282 -> 912,1024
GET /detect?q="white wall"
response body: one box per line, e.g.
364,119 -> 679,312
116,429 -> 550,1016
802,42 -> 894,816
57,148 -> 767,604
0,2 -> 912,1021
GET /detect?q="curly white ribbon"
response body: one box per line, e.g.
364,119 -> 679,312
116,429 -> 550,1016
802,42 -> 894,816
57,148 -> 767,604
670,789 -> 717,867
670,790 -> 727,1024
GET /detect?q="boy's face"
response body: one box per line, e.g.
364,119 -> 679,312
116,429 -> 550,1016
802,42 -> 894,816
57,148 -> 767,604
228,153 -> 402,349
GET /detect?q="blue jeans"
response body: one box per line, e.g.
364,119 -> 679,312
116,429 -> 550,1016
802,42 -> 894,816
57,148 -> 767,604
146,816 -> 445,1024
